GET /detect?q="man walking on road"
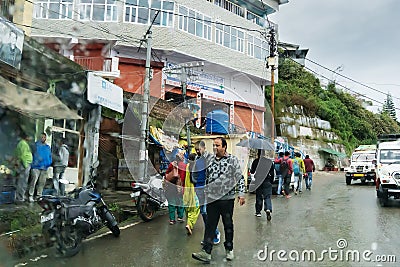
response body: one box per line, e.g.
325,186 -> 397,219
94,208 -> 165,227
274,151 -> 293,199
250,150 -> 274,220
303,155 -> 315,190
193,141 -> 220,244
192,137 -> 246,263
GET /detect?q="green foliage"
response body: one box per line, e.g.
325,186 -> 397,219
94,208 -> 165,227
273,58 -> 400,153
382,93 -> 397,121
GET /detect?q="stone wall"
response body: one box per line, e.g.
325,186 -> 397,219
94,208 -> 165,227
276,105 -> 348,170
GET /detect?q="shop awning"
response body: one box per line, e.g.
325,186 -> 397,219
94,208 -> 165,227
0,76 -> 82,120
319,147 -> 347,158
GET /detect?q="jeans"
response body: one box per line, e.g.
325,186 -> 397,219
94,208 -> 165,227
53,166 -> 66,196
294,173 -> 303,192
282,174 -> 291,195
16,164 -> 31,201
203,199 -> 234,253
276,174 -> 283,195
305,171 -> 313,189
29,169 -> 48,197
255,182 -> 272,213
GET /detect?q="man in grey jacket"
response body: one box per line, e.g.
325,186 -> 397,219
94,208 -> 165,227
192,137 -> 245,263
53,138 -> 69,196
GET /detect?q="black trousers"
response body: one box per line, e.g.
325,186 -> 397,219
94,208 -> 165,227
203,199 -> 234,253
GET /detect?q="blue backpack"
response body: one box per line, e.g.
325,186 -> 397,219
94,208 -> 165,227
293,159 -> 300,175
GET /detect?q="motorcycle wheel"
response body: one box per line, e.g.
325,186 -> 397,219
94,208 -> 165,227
137,194 -> 156,222
56,225 -> 82,257
100,206 -> 120,237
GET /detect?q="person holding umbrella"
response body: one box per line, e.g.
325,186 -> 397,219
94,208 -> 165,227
250,149 -> 274,220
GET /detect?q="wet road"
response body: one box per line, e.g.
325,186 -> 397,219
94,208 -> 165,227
4,172 -> 400,266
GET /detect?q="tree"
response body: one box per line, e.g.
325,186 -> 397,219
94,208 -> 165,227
382,93 -> 397,121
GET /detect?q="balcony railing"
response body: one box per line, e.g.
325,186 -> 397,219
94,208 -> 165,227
207,0 -> 267,28
73,56 -> 120,78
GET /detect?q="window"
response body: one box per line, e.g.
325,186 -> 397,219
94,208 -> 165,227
178,5 -> 212,41
125,0 -> 174,27
34,0 -> 73,20
215,23 -> 244,53
51,119 -> 81,168
79,0 -> 118,22
247,34 -> 269,61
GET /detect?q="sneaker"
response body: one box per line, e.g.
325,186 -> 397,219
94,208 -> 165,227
255,213 -> 261,217
192,250 -> 211,263
28,196 -> 34,203
200,240 -> 205,246
213,231 -> 221,245
299,190 -> 303,194
169,220 -> 176,225
266,210 -> 271,221
294,190 -> 298,195
177,218 -> 184,223
226,250 -> 234,261
185,224 -> 192,235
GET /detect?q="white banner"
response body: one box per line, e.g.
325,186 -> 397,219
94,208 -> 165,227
87,72 -> 123,113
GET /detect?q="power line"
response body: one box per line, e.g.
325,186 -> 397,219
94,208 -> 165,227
287,58 -> 400,113
305,58 -> 400,101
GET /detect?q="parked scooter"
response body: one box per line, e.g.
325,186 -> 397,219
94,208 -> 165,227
38,161 -> 120,257
130,174 -> 168,222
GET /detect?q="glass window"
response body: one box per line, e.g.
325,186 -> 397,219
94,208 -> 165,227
247,34 -> 268,61
125,0 -> 174,26
178,5 -> 212,41
77,0 -> 117,22
34,0 -> 73,20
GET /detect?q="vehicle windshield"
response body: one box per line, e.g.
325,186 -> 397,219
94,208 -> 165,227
351,153 -> 375,162
379,149 -> 400,163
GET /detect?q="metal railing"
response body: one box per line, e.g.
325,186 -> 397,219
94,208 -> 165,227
208,0 -> 266,27
73,56 -> 113,72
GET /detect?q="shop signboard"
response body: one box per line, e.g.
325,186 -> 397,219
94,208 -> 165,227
87,72 -> 124,113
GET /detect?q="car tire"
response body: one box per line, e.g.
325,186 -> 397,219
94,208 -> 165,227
346,177 -> 351,185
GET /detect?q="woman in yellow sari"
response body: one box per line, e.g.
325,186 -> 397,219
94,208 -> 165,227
183,153 -> 200,235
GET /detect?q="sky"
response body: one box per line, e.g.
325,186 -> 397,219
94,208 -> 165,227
270,0 -> 400,119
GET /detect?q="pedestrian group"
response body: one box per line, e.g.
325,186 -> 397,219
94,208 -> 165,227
13,132 -> 70,203
163,137 -> 315,264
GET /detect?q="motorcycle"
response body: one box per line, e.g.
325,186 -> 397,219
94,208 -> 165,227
38,161 -> 120,257
130,174 -> 168,222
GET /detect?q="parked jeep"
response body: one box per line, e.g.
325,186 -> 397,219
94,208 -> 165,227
345,145 -> 376,185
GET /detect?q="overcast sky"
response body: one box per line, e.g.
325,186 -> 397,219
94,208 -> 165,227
270,0 -> 400,118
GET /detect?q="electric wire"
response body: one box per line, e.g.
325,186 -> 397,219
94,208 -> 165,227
305,58 -> 400,101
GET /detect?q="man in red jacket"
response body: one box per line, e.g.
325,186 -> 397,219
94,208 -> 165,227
274,151 -> 293,199
303,155 -> 315,190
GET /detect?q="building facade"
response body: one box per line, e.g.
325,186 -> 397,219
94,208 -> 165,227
26,0 -> 286,134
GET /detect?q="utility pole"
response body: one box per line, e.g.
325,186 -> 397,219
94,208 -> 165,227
267,27 -> 277,143
138,30 -> 152,182
137,11 -> 159,182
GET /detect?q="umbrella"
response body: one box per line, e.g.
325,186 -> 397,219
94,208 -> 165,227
236,138 -> 275,150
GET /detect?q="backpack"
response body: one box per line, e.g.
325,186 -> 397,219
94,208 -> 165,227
293,159 -> 300,175
279,158 -> 289,177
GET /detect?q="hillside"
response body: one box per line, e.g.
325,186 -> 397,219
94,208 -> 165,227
267,58 -> 400,154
